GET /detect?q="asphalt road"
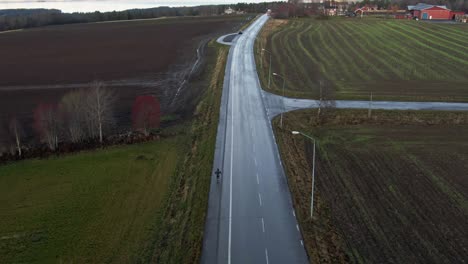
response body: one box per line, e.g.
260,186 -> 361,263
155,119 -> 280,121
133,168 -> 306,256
202,13 -> 468,264
263,91 -> 468,119
201,14 -> 309,264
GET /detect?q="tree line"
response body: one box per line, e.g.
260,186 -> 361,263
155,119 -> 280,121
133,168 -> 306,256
0,82 -> 161,157
348,0 -> 468,11
0,3 -> 284,32
274,0 -> 467,19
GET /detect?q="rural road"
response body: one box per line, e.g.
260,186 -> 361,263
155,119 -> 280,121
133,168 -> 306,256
263,92 -> 468,119
201,14 -> 309,264
202,12 -> 468,264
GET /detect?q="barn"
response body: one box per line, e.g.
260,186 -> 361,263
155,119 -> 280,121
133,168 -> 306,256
408,3 -> 465,20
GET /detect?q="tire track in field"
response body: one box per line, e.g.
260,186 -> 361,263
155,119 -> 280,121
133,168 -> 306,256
345,20 -> 460,80
312,22 -> 354,80
326,22 -> 385,81
291,22 -> 318,92
278,21 -> 299,76
340,22 -> 410,79
310,23 -> 343,79
348,21 -> 460,81
346,21 -> 424,79
380,23 -> 468,66
409,22 -> 468,47
378,23 -> 468,80
297,23 -> 322,65
282,20 -> 314,91
391,22 -> 468,58
424,23 -> 468,42
321,22 -> 368,81
270,22 -> 294,91
347,21 -> 436,80
296,22 -> 329,95
343,21 -> 446,80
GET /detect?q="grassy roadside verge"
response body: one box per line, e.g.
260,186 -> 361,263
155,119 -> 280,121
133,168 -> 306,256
254,18 -> 289,95
147,41 -> 228,263
0,40 -> 229,263
273,109 -> 468,263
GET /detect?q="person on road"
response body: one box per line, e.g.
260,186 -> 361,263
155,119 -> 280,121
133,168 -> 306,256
215,168 -> 222,183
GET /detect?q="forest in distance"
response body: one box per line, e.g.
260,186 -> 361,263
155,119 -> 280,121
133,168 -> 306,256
0,2 -> 279,31
2,0 -> 467,32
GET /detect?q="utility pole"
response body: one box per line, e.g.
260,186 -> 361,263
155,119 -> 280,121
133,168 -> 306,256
262,49 -> 272,89
260,48 -> 263,69
268,52 -> 272,89
317,81 -> 323,118
291,131 -> 317,219
310,138 -> 316,218
273,73 -> 286,128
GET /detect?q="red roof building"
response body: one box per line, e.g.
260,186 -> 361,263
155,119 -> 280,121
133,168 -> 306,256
408,3 -> 465,20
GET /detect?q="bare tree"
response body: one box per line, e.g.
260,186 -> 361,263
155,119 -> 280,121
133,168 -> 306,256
60,90 -> 87,143
0,121 -> 8,155
316,79 -> 336,123
34,103 -> 61,151
86,81 -> 116,144
8,117 -> 24,156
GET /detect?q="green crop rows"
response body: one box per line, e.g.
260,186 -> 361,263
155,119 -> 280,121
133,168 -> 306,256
259,18 -> 468,102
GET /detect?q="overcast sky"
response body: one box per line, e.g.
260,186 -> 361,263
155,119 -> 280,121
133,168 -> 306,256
0,0 -> 267,12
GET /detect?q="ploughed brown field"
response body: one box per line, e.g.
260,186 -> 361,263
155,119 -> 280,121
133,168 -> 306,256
274,109 -> 468,264
0,15 -> 249,137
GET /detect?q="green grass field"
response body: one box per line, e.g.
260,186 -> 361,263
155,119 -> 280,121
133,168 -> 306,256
0,139 -> 181,263
0,39 -> 229,263
274,109 -> 468,263
257,18 -> 468,102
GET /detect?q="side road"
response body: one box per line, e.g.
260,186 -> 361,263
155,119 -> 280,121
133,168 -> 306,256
263,91 -> 468,119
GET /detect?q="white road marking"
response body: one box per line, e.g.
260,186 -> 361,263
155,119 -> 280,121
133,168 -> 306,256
258,193 -> 263,206
261,218 -> 265,232
292,210 -> 296,217
228,39 -> 237,264
300,240 -> 304,246
265,248 -> 269,264
254,158 -> 257,166
256,173 -> 260,185
296,224 -> 299,231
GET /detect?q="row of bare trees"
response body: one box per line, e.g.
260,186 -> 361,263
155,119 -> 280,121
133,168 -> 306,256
1,81 -> 115,156
41,81 -> 115,150
0,81 -> 161,157
1,82 -> 162,158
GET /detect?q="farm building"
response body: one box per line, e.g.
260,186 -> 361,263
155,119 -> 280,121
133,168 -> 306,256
354,5 -> 406,17
408,3 -> 465,20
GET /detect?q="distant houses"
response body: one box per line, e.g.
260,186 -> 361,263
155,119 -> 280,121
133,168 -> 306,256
224,7 -> 234,15
352,2 -> 466,21
224,7 -> 245,15
408,3 -> 465,20
276,1 -> 467,21
354,5 -> 406,18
